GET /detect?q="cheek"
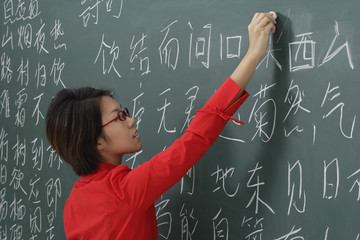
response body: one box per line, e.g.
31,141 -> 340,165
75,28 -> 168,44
104,127 -> 127,145
110,129 -> 129,144
115,129 -> 135,148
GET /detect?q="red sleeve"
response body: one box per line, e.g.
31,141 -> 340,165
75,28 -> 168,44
111,78 -> 249,209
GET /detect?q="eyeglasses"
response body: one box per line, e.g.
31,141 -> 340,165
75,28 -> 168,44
102,107 -> 130,127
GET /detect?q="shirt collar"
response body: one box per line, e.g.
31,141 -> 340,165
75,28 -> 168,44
80,161 -> 117,183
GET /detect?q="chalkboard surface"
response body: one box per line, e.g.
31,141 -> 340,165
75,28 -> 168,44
1,0 -> 360,239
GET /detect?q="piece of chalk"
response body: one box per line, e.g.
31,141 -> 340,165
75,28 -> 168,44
269,11 -> 277,20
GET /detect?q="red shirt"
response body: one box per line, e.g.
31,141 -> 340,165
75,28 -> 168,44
63,78 -> 249,239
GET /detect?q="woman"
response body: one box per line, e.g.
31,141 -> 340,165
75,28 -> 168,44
46,13 -> 276,240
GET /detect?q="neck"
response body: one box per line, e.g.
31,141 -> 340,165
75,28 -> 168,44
101,154 -> 123,166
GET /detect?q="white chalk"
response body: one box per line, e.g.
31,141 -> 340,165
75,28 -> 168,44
269,11 -> 277,20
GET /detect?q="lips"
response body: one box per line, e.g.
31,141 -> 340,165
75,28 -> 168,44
134,130 -> 140,139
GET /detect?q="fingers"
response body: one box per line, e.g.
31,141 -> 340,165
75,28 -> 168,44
253,12 -> 277,25
259,17 -> 276,33
250,12 -> 277,33
247,12 -> 277,58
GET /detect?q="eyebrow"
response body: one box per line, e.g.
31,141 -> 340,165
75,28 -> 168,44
109,106 -> 122,116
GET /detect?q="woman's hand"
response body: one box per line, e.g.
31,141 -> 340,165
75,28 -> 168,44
228,12 -> 277,104
246,12 -> 277,61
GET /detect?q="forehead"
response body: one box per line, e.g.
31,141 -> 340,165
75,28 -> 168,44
100,96 -> 121,115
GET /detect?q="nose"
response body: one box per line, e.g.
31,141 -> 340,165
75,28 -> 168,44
127,117 -> 136,128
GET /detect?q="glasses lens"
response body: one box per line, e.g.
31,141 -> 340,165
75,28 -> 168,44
124,108 -> 130,117
102,107 -> 130,127
119,108 -> 129,121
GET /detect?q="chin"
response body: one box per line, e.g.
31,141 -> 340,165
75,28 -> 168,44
132,144 -> 143,153
136,144 -> 143,152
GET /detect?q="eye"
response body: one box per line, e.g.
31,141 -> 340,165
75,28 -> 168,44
115,112 -> 121,121
118,111 -> 127,121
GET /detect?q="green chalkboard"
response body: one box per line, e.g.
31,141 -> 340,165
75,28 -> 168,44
1,0 -> 360,239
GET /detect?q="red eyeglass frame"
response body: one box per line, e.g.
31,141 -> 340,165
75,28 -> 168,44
102,108 -> 130,127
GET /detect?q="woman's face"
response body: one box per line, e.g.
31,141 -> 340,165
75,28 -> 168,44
97,96 -> 142,165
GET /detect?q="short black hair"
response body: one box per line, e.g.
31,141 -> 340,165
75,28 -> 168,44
46,87 -> 112,176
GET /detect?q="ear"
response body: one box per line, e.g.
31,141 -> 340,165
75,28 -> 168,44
97,137 -> 105,151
